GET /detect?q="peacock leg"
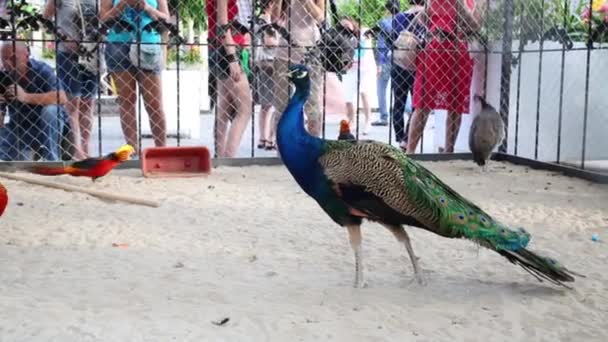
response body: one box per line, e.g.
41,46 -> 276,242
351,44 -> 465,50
346,224 -> 366,288
384,224 -> 426,286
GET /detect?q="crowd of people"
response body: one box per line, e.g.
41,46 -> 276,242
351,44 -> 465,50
0,0 -> 486,161
210,0 -> 487,157
0,0 -> 171,161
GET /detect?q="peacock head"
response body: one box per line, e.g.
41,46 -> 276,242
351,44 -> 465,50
283,64 -> 310,88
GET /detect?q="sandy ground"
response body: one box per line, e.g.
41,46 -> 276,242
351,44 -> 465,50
0,160 -> 607,341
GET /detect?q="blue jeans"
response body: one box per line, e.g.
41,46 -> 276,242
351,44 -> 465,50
391,65 -> 416,143
56,51 -> 99,99
376,63 -> 391,121
0,104 -> 67,161
105,42 -> 163,74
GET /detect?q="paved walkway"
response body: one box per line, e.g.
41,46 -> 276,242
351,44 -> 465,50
88,110 -> 441,158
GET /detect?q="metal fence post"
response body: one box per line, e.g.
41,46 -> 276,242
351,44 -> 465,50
499,0 -> 515,153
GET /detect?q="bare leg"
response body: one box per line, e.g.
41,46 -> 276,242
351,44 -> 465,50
112,71 -> 139,151
306,116 -> 322,137
383,224 -> 426,285
266,107 -> 277,147
346,102 -> 355,126
79,97 -> 94,157
406,108 -> 432,154
360,92 -> 371,134
65,97 -> 85,159
214,77 -> 232,157
346,224 -> 366,288
224,74 -> 252,157
258,105 -> 272,145
444,111 -> 462,153
138,71 -> 167,147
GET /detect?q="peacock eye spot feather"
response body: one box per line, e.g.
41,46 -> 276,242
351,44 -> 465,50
458,214 -> 465,220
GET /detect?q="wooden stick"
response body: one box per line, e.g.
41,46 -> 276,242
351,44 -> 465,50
0,172 -> 160,208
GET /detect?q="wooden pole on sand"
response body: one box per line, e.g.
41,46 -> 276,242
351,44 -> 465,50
0,172 -> 160,208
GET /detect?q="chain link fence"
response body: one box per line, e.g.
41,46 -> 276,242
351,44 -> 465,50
0,0 -> 605,172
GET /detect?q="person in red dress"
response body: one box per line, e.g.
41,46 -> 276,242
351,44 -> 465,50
406,0 -> 484,154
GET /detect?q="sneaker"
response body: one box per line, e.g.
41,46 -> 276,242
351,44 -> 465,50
371,120 -> 388,126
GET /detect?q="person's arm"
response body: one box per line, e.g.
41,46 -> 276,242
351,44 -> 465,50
217,0 -> 237,55
12,64 -> 67,105
271,0 -> 282,22
303,0 -> 325,24
42,0 -> 56,20
100,0 -> 128,21
22,90 -> 68,106
217,0 -> 242,82
142,0 -> 170,21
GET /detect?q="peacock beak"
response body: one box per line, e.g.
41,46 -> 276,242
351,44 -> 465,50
280,70 -> 294,78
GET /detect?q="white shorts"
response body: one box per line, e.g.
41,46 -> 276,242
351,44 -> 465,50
342,65 -> 372,104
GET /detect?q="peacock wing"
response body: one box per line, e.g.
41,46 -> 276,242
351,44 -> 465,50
318,141 -> 442,231
318,141 -> 507,240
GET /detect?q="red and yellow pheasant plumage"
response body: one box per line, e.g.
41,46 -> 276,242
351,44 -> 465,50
0,182 -> 7,217
28,144 -> 135,182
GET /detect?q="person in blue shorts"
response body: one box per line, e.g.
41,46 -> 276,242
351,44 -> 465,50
101,0 -> 170,154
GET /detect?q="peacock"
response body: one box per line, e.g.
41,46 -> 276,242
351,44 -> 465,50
469,95 -> 505,171
276,64 -> 581,289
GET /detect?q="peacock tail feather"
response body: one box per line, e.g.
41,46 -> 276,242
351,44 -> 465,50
318,141 -> 581,286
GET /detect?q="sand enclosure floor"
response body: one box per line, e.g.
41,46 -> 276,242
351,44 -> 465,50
0,160 -> 607,341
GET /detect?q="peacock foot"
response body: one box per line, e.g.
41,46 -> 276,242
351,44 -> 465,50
353,276 -> 368,289
406,272 -> 427,286
415,273 -> 427,286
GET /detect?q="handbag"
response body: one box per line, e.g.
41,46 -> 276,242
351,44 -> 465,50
393,10 -> 423,71
318,0 -> 357,75
129,42 -> 163,71
75,0 -> 105,75
127,6 -> 164,71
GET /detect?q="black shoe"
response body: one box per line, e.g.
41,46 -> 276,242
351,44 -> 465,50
371,120 -> 388,126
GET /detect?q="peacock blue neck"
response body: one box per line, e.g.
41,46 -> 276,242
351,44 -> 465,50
276,79 -> 325,194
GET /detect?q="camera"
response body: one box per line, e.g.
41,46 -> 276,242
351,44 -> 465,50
0,70 -> 14,95
318,22 -> 357,75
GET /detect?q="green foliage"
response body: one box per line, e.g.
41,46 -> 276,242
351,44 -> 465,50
42,48 -> 55,60
170,0 -> 207,31
483,0 -> 599,43
337,0 -> 412,28
166,45 -> 203,65
335,0 -> 602,44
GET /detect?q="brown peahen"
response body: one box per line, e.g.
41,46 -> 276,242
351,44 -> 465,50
469,95 -> 505,171
276,64 -> 581,289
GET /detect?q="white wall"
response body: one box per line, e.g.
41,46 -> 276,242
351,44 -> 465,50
505,41 -> 608,162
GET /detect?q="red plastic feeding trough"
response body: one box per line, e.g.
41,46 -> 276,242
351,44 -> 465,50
141,146 -> 212,178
